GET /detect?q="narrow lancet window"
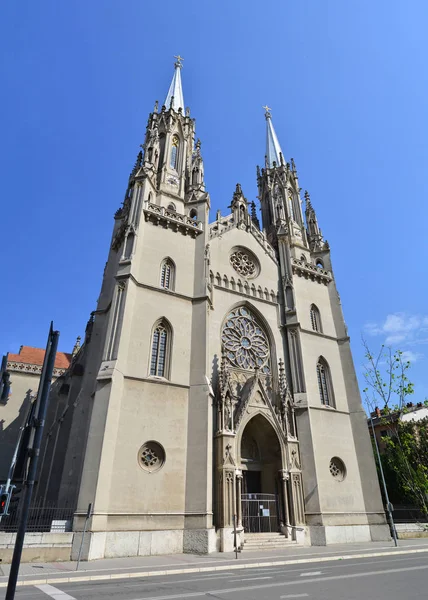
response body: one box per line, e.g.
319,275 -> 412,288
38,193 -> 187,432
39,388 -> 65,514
317,358 -> 334,407
150,321 -> 170,377
310,304 -> 322,332
160,258 -> 175,290
170,135 -> 179,169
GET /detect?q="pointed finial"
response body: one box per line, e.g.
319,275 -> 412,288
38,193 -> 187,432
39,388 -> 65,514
154,100 -> 159,113
251,201 -> 260,229
304,190 -> 312,209
72,336 -> 81,357
174,54 -> 184,68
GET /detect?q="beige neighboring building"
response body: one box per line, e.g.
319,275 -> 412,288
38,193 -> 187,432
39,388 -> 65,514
0,346 -> 71,481
33,58 -> 390,559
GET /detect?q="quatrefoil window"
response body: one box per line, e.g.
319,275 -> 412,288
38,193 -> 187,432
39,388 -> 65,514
221,307 -> 270,373
230,248 -> 259,279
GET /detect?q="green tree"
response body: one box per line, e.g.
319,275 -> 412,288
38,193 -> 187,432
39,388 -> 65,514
363,341 -> 428,515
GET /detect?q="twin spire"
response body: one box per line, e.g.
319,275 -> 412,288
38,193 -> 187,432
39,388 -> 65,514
163,57 -> 284,165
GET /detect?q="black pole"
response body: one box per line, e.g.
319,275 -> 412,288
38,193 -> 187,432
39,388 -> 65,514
370,416 -> 398,547
5,324 -> 59,600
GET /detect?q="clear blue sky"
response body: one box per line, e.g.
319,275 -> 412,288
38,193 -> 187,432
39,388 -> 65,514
1,0 -> 427,402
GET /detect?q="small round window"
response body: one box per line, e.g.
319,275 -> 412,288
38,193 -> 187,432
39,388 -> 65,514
230,247 -> 260,279
138,441 -> 165,473
329,457 -> 346,482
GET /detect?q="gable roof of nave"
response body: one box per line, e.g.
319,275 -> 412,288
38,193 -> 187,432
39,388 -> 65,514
208,213 -> 277,265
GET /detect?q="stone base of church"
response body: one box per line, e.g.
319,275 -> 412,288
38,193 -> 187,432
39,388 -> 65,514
71,528 -> 218,561
309,524 -> 391,545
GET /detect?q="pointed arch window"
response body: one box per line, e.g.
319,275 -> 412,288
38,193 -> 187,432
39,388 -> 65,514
160,258 -> 175,290
310,304 -> 322,333
317,358 -> 334,407
150,320 -> 171,378
170,135 -> 179,169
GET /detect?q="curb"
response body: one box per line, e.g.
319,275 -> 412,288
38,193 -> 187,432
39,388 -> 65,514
1,547 -> 428,588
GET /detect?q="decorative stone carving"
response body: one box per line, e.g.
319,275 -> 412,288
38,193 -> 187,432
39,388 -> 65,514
223,443 -> 236,466
221,307 -> 270,374
229,248 -> 259,279
138,441 -> 165,473
329,457 -> 346,481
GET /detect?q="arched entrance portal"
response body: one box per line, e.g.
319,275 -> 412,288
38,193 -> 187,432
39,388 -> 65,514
239,414 -> 284,533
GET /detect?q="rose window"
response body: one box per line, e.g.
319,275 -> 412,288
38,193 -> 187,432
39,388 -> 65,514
222,307 -> 270,373
138,441 -> 165,473
230,248 -> 259,279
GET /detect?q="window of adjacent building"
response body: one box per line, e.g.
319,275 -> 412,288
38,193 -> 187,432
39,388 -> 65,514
317,357 -> 334,407
310,304 -> 322,333
160,258 -> 175,290
170,135 -> 179,169
150,321 -> 170,378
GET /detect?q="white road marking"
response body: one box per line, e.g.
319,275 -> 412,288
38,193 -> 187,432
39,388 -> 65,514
198,572 -> 235,576
129,563 -> 428,600
300,571 -> 322,576
280,595 -> 309,599
35,583 -> 76,599
230,576 -> 273,581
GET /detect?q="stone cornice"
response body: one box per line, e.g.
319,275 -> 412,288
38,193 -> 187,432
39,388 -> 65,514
127,274 -> 210,305
125,375 -> 190,389
299,327 -> 339,342
291,257 -> 332,285
143,201 -> 203,237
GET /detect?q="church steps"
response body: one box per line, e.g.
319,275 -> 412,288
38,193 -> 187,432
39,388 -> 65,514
242,532 -> 296,551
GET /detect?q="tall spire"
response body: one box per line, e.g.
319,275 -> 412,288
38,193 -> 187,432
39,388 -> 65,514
164,55 -> 185,112
263,105 -> 283,168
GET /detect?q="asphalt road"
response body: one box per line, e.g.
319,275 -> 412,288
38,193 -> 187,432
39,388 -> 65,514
10,553 -> 428,600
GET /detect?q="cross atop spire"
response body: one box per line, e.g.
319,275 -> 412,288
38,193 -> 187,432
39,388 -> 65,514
174,54 -> 184,67
165,56 -> 185,113
264,106 -> 283,168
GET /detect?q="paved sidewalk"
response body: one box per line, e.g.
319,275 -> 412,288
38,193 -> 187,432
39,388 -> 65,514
1,538 -> 428,584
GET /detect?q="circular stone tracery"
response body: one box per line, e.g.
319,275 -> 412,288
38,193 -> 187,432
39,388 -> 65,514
230,248 -> 259,279
222,307 -> 270,374
138,441 -> 165,473
329,457 -> 346,481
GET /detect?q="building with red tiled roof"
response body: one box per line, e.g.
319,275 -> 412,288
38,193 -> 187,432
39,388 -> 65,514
0,341 -> 77,480
7,345 -> 72,373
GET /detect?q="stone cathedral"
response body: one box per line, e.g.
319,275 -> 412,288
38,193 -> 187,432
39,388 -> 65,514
34,58 -> 389,559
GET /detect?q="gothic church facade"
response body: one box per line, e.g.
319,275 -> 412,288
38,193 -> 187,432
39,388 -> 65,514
37,59 -> 389,558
